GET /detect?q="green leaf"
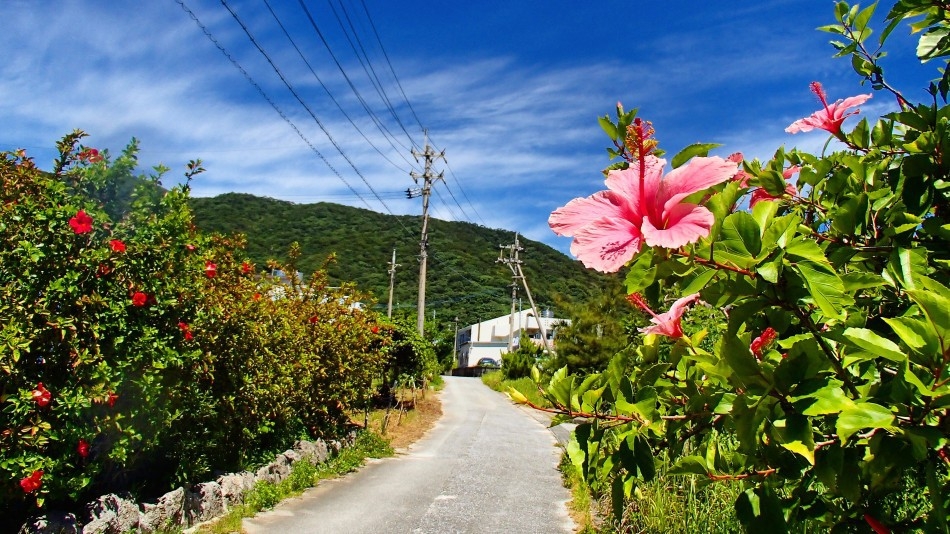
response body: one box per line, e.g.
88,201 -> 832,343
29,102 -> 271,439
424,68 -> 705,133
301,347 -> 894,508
714,211 -> 763,269
598,115 -> 619,140
884,316 -> 938,354
634,434 -> 656,481
668,455 -> 709,476
792,382 -> 856,416
735,487 -> 789,534
906,288 -> 950,352
624,248 -> 656,295
773,415 -> 816,465
671,143 -> 722,169
794,261 -> 849,320
836,402 -> 896,443
842,327 -> 907,363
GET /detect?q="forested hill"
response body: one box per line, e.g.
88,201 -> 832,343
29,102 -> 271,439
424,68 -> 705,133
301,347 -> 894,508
187,193 -> 614,326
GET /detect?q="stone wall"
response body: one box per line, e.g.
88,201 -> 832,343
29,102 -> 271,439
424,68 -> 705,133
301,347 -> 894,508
18,433 -> 356,534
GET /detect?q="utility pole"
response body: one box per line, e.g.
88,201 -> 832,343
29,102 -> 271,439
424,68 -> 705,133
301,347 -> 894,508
408,131 -> 444,336
497,233 -> 551,353
386,248 -> 400,318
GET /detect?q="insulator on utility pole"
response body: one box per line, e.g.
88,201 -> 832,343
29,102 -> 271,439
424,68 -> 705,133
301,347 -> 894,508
409,130 -> 445,336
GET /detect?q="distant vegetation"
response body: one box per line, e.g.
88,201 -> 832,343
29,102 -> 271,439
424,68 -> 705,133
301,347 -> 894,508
188,193 -> 614,326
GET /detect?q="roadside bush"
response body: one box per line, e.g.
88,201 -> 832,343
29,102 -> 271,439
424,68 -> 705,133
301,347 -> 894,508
0,133 -> 389,525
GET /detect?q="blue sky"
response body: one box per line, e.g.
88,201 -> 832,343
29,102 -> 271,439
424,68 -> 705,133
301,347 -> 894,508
1,0 -> 938,256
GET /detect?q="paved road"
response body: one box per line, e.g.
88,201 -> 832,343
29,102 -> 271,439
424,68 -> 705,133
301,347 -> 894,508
243,376 -> 575,534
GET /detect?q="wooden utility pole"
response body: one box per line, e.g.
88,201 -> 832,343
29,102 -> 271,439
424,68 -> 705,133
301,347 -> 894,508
497,233 -> 550,353
409,131 -> 444,336
386,248 -> 400,318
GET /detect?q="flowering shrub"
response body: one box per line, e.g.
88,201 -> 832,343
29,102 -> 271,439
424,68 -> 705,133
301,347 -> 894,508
519,3 -> 950,531
0,132 -> 389,522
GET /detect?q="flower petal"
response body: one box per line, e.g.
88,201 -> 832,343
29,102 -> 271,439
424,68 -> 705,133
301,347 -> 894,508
570,216 -> 643,273
548,191 -> 622,237
641,203 -> 715,249
658,156 -> 737,213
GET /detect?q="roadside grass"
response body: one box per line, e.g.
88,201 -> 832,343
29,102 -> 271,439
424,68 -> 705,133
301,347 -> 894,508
198,430 -> 393,533
480,371 -> 549,407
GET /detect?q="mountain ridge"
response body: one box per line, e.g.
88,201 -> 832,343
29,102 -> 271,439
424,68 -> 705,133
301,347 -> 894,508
187,193 -> 612,326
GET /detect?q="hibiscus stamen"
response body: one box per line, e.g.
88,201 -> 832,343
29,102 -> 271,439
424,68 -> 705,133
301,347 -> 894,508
626,293 -> 658,319
810,81 -> 829,110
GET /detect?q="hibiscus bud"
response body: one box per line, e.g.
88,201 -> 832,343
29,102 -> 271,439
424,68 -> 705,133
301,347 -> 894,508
77,439 -> 90,458
107,392 -> 118,407
750,327 -> 778,358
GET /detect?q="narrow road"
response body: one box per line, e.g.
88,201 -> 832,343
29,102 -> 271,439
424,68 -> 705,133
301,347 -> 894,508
243,376 -> 575,534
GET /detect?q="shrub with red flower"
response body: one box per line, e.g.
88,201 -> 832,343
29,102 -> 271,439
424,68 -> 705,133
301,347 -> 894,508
19,470 -> 43,494
32,383 -> 51,407
107,392 -> 118,408
242,261 -> 253,274
68,210 -> 93,234
109,239 -> 126,253
205,261 -> 217,278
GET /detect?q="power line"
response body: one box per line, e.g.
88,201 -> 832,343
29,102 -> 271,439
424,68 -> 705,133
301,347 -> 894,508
220,0 -> 396,215
325,0 -> 416,145
175,0 -> 374,211
294,0 -> 415,154
261,0 -> 419,174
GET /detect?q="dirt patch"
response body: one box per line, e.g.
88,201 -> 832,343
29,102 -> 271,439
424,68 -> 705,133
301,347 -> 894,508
367,388 -> 443,451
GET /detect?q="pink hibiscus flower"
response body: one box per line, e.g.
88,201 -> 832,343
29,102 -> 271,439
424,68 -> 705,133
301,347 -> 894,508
628,292 -> 700,338
549,155 -> 737,272
785,82 -> 871,136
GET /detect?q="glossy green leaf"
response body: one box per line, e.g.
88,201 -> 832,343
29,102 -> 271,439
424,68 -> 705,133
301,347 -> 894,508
714,211 -> 763,269
836,402 -> 896,443
671,143 -> 722,169
842,327 -> 906,362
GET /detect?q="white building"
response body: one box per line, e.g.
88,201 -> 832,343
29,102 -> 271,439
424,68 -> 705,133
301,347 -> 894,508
455,309 -> 569,368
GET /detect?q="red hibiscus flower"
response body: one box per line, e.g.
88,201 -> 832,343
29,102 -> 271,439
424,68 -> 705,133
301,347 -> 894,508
77,439 -> 90,459
205,261 -> 217,278
371,325 -> 380,334
19,470 -> 43,494
242,261 -> 253,274
69,210 -> 93,234
253,292 -> 262,300
308,316 -> 319,324
132,292 -> 148,307
32,383 -> 51,407
750,327 -> 778,358
107,392 -> 118,407
109,239 -> 126,253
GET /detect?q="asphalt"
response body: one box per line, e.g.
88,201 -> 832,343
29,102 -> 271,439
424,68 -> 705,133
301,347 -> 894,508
242,376 -> 576,534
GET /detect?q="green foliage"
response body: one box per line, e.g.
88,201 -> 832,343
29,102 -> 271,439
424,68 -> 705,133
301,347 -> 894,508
187,194 -> 612,328
551,282 -> 634,374
521,3 -> 950,531
0,135 -> 390,525
502,332 -> 543,379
